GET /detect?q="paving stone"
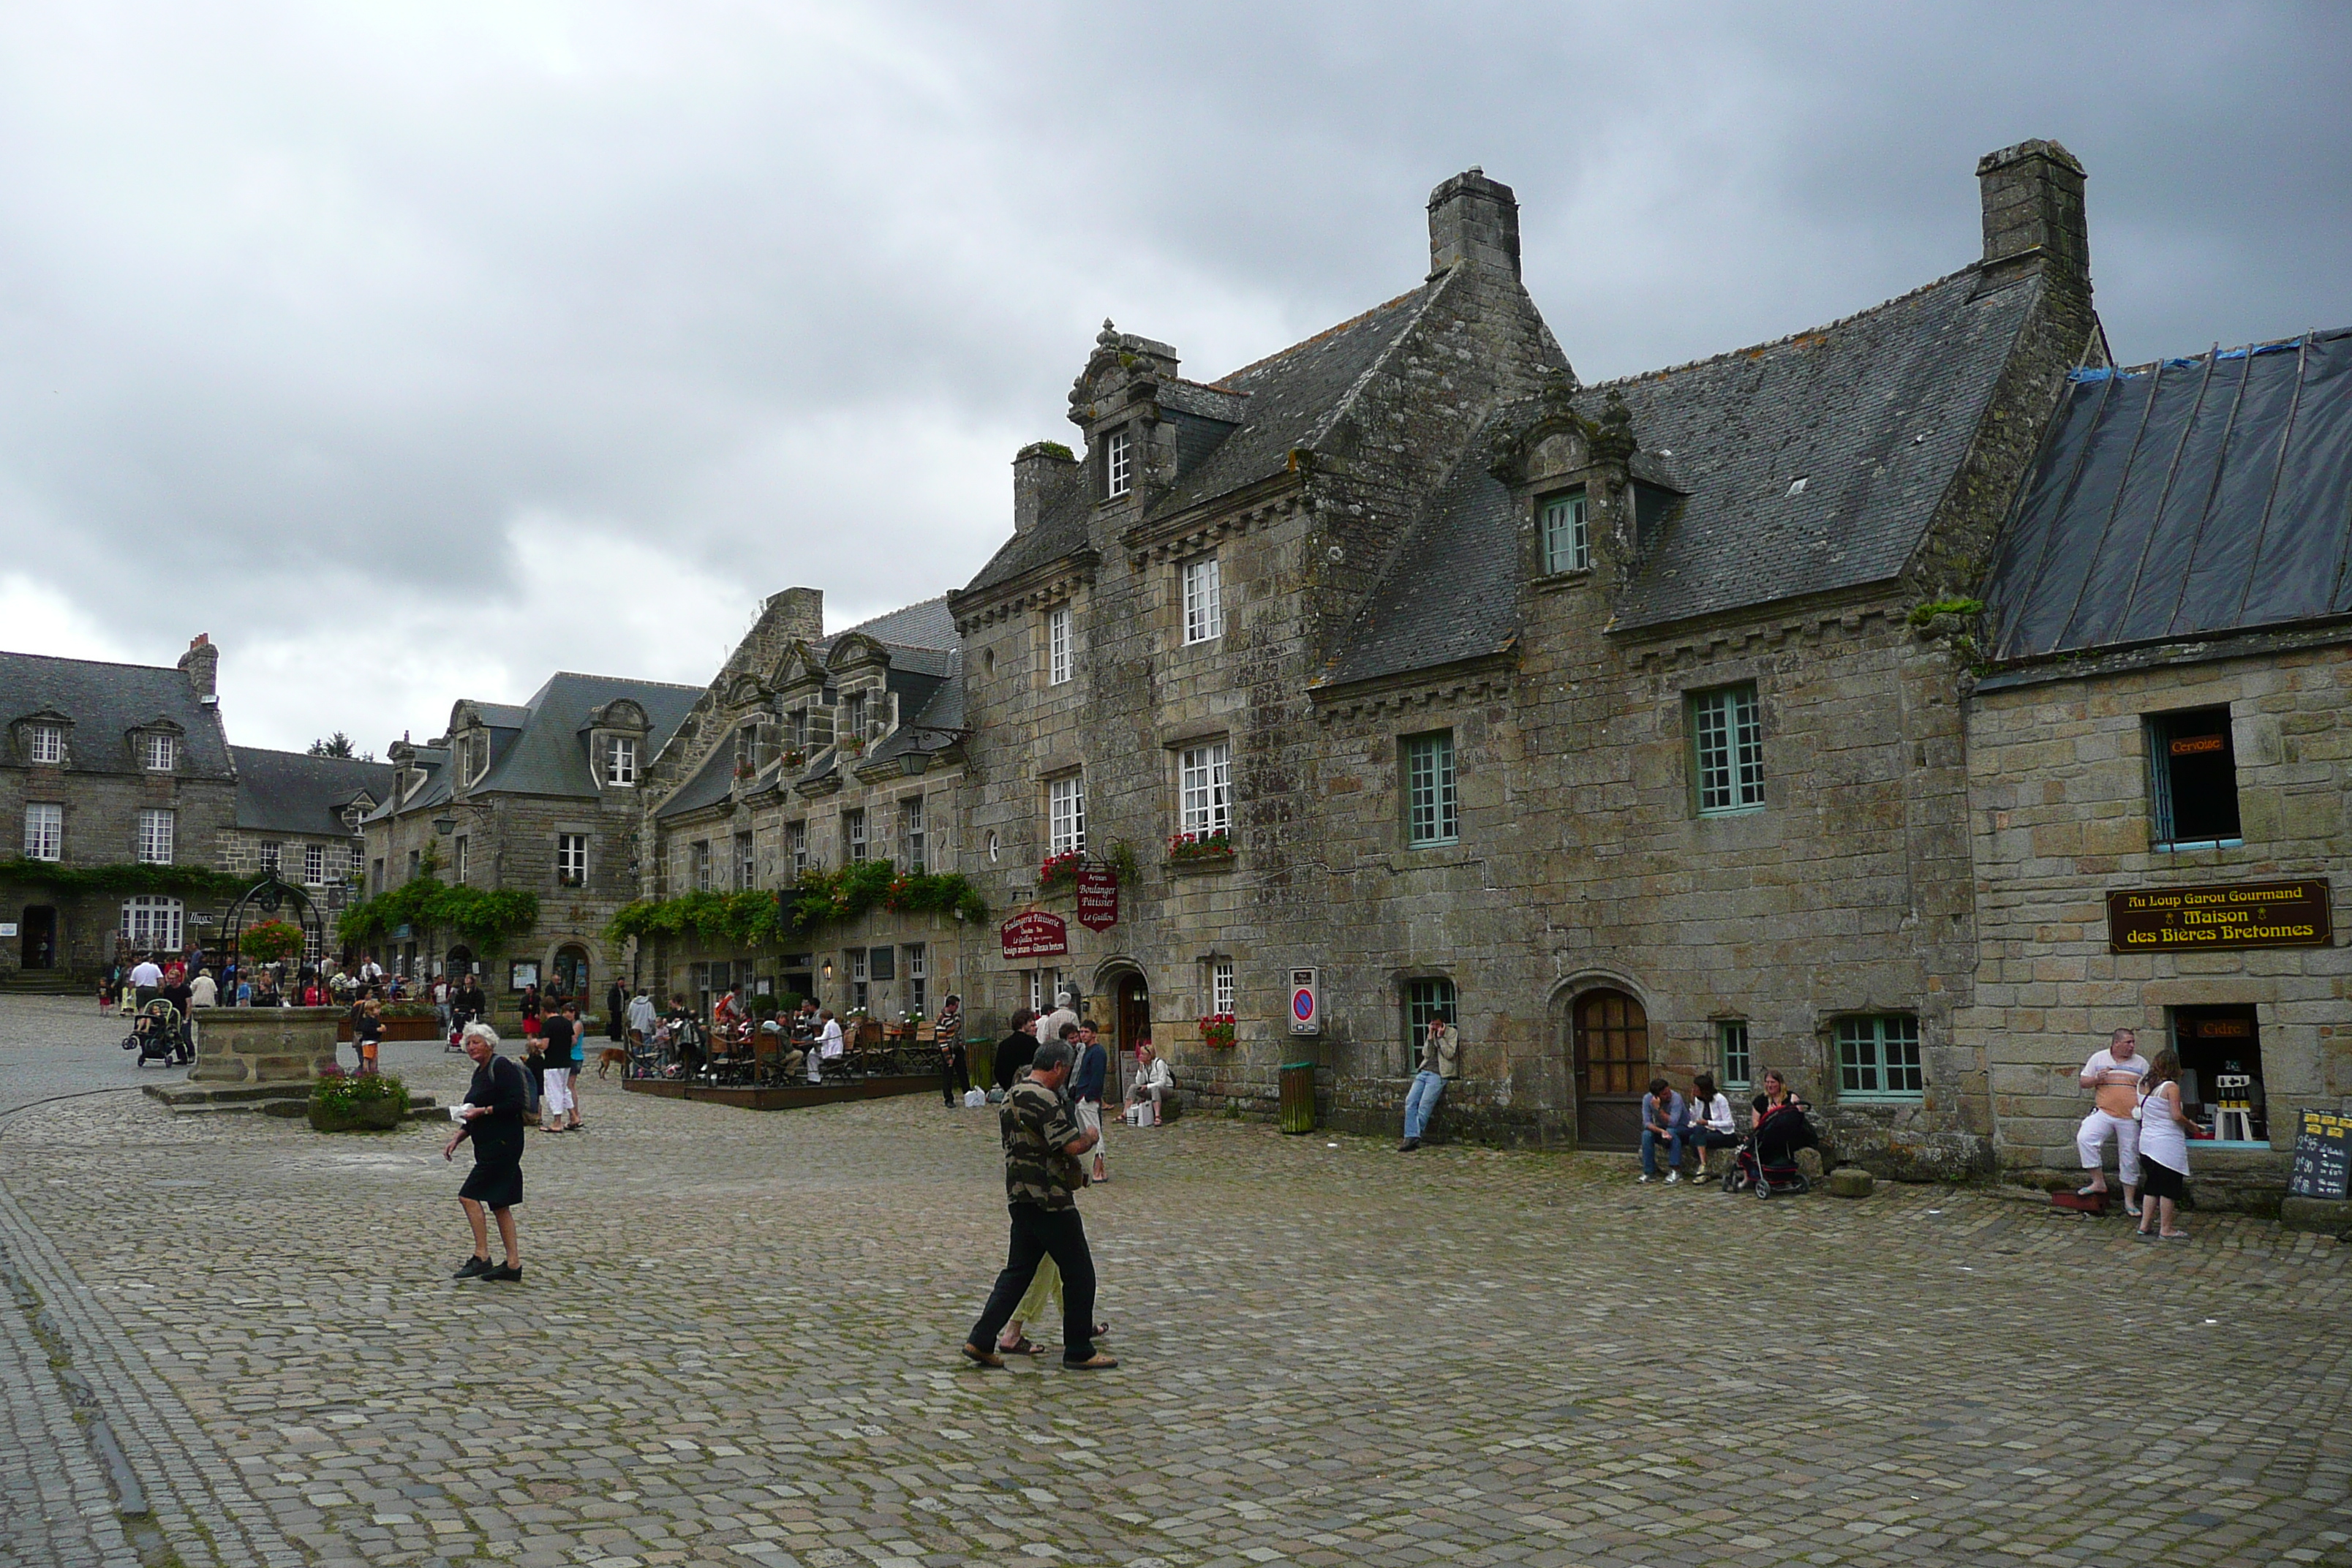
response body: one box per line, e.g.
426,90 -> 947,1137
1,1013 -> 2350,1564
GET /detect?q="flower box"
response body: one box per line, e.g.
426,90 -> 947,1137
1199,1013 -> 1237,1049
1166,830 -> 1235,872
1038,851 -> 1085,892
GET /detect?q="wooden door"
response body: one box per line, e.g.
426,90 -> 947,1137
1574,990 -> 1649,1150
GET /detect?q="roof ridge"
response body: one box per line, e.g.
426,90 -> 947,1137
0,648 -> 183,675
1576,263 -> 1992,394
540,671 -> 706,691
1211,285 -> 1430,388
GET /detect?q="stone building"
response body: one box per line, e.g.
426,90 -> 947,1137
358,670 -> 699,1001
946,143 -> 2107,1167
631,589 -> 973,1023
2,636 -> 389,978
1962,326 -> 2352,1199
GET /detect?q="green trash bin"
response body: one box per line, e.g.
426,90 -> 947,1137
1278,1060 -> 1317,1135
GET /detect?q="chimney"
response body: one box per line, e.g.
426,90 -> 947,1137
764,587 -> 824,645
1428,167 -> 1521,282
1011,441 -> 1082,534
178,633 -> 218,698
1977,140 -> 2089,281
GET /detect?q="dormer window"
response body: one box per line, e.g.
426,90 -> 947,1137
606,736 -> 638,788
464,731 -> 490,784
143,733 -> 176,772
1106,429 -> 1133,498
843,693 -> 867,739
1540,489 -> 1589,574
26,724 -> 62,765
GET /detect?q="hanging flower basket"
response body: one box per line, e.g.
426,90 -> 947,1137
240,919 -> 306,965
1038,851 -> 1085,892
1199,1012 -> 1237,1049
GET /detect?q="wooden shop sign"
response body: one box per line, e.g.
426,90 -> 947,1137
1074,869 -> 1119,932
999,910 -> 1068,960
2106,878 -> 2334,954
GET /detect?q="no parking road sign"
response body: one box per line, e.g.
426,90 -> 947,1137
1289,968 -> 1319,1035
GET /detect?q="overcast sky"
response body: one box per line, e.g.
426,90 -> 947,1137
3,2 -> 2347,753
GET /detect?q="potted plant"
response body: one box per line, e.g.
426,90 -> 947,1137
1166,830 -> 1236,866
307,1068 -> 412,1133
1038,851 -> 1085,892
240,919 -> 306,966
1199,1012 -> 1237,1049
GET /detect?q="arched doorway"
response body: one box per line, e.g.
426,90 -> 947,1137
551,945 -> 591,1003
445,944 -> 475,980
1093,964 -> 1150,1104
1573,989 -> 1650,1150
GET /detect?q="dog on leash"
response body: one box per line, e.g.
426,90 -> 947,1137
596,1047 -> 629,1079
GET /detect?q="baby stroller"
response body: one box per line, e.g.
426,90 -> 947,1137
1724,1103 -> 1814,1199
121,998 -> 192,1068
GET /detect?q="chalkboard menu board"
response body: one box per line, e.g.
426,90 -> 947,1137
2288,1109 -> 2352,1201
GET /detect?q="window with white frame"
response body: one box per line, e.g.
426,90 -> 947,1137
843,693 -> 867,741
1105,428 -> 1132,498
26,724 -> 63,765
23,803 -> 61,861
259,842 -> 282,875
346,843 -> 362,879
606,736 -> 638,787
1181,555 -> 1224,644
905,943 -> 927,1015
1179,742 -> 1232,837
1691,683 -> 1764,815
143,733 -> 176,771
1048,775 -> 1086,856
559,833 -> 589,887
120,894 -> 182,951
788,819 -> 808,878
850,947 -> 870,1012
1211,957 -> 1235,1017
1717,1019 -> 1752,1090
735,831 -> 755,891
691,840 -> 712,892
1541,488 -> 1590,574
453,835 -> 469,884
1403,731 -> 1458,847
137,809 -> 174,864
901,795 -> 926,874
303,843 -> 326,886
1048,606 -> 1072,686
1836,1015 -> 1923,1100
844,809 -> 867,862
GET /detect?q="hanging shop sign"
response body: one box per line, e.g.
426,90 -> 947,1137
1074,870 -> 1120,932
1000,910 -> 1069,960
2106,878 -> 2333,953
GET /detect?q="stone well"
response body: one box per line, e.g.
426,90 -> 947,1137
189,1006 -> 342,1085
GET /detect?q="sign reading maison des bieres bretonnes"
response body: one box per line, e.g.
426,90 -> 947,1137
2106,878 -> 2334,954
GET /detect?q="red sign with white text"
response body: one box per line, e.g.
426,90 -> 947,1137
1000,910 -> 1069,960
1075,870 -> 1120,932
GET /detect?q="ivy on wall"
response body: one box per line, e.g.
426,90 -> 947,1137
336,877 -> 540,948
606,861 -> 986,949
0,859 -> 252,902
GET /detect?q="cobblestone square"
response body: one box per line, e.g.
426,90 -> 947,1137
3,998 -> 2350,1567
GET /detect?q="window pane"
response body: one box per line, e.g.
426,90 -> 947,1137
1694,685 -> 1763,813
1107,429 -> 1131,497
1542,489 -> 1588,573
1405,733 -> 1458,845
1212,958 -> 1235,1015
1180,742 -> 1232,836
138,810 -> 174,864
1049,777 -> 1085,856
1717,1019 -> 1751,1088
29,725 -> 62,764
1183,557 -> 1223,644
1049,608 -> 1071,685
2149,707 -> 2242,847
23,803 -> 61,860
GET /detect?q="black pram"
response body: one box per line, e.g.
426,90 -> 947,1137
1725,1102 -> 1816,1199
121,998 -> 192,1067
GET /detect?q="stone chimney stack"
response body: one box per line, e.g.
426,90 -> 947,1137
1977,140 -> 2089,282
1011,441 -> 1082,535
1428,167 -> 1521,282
764,588 -> 824,645
178,633 -> 218,698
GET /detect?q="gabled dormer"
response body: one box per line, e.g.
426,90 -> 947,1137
388,738 -> 430,804
11,707 -> 73,768
125,714 -> 187,774
1488,380 -> 1654,600
824,634 -> 895,759
1067,320 -> 1186,509
586,698 -> 649,790
445,701 -> 500,791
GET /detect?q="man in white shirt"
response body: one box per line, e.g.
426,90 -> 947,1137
129,956 -> 163,1006
1035,992 -> 1079,1049
625,989 -> 658,1044
2077,1027 -> 2151,1214
812,1010 -> 843,1083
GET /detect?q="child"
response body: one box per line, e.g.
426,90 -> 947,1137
355,998 -> 384,1077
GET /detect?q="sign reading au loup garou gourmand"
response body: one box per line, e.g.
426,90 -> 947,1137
999,910 -> 1068,960
2106,878 -> 2334,954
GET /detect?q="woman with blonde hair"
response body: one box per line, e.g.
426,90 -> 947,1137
2134,1047 -> 2194,1242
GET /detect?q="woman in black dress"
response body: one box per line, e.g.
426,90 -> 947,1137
442,1024 -> 528,1281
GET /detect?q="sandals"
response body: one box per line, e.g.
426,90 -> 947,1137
960,1343 -> 1006,1369
997,1336 -> 1046,1356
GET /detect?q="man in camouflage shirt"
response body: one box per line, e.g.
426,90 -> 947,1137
961,1038 -> 1117,1370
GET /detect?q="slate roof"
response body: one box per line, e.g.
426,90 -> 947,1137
1324,267 -> 2051,685
0,650 -> 234,776
826,597 -> 959,652
960,285 -> 1439,600
1983,328 -> 2352,660
230,747 -> 394,836
474,672 -> 702,799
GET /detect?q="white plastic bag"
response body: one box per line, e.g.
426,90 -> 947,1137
962,1088 -> 986,1109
